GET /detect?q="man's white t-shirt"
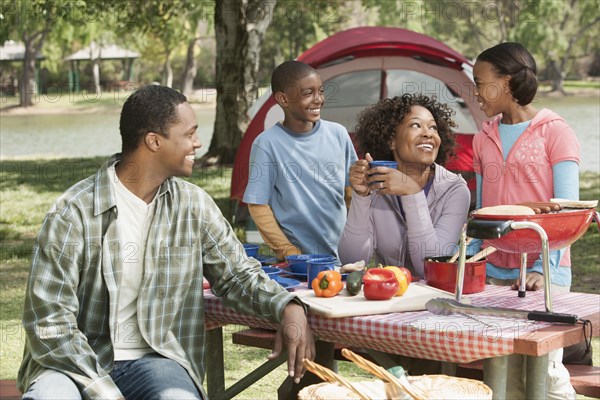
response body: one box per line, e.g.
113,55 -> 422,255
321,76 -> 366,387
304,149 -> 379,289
108,164 -> 155,360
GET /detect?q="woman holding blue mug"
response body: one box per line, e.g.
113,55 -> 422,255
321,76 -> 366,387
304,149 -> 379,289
338,93 -> 470,279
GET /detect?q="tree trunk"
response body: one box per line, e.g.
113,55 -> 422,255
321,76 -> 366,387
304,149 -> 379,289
181,21 -> 202,96
20,29 -> 48,108
204,0 -> 276,165
19,9 -> 51,108
162,50 -> 173,88
20,39 -> 38,107
92,58 -> 101,97
548,59 -> 567,95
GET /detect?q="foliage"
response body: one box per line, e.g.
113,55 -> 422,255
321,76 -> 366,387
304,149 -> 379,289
259,0 -> 348,82
0,1 -> 86,105
2,0 -> 598,101
113,1 -> 191,86
356,0 -> 600,79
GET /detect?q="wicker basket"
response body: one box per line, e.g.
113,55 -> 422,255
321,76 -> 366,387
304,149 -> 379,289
408,375 -> 492,399
298,375 -> 492,400
298,381 -> 408,400
299,350 -> 492,400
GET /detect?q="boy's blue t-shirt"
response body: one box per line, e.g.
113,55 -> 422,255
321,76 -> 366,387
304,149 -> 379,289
243,119 -> 358,258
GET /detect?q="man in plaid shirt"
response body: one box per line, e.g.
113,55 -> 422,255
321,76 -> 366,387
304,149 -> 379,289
18,85 -> 315,399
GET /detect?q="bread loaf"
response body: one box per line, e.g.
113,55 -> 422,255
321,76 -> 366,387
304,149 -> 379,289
474,205 -> 535,216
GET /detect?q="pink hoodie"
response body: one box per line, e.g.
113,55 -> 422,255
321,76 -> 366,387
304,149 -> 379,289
472,108 -> 580,269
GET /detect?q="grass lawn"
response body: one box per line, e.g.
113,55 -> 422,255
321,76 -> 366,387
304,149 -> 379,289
1,158 -> 598,398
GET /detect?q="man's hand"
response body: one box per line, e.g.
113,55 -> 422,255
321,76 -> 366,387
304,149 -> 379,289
511,272 -> 544,291
268,302 -> 315,383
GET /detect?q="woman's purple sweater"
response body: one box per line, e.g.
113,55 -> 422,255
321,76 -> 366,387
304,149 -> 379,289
338,163 -> 470,277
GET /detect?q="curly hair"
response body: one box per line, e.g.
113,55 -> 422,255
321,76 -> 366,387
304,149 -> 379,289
119,85 -> 187,154
355,93 -> 457,166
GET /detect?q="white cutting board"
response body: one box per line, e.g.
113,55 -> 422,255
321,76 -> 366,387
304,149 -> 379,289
296,282 -> 468,318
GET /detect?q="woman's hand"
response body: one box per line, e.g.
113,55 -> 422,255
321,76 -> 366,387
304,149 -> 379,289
349,153 -> 373,197
368,166 -> 421,196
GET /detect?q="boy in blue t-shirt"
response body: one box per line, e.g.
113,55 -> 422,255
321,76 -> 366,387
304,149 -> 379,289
243,61 -> 357,260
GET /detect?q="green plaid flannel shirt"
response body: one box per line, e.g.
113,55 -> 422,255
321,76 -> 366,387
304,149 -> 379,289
18,155 -> 298,399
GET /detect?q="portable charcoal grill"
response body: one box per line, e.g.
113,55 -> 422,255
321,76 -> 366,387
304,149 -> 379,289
446,207 -> 598,323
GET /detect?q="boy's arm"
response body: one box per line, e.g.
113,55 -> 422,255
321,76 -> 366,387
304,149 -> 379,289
248,203 -> 302,260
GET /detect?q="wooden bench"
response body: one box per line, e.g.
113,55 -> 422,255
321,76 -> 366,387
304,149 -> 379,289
0,380 -> 20,400
231,327 -> 378,364
457,360 -> 600,398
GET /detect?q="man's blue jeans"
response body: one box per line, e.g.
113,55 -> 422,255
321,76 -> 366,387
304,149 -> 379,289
22,353 -> 202,399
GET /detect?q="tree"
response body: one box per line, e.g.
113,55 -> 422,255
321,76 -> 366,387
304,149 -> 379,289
118,1 -> 190,88
180,8 -> 213,96
259,0 -> 347,81
513,0 -> 600,93
202,0 -> 276,165
203,0 -> 349,165
181,20 -> 202,96
402,0 -> 600,94
0,1 -> 79,107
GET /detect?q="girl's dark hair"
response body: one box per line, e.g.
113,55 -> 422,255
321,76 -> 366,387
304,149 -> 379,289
119,85 -> 187,154
355,94 -> 457,166
476,42 -> 538,106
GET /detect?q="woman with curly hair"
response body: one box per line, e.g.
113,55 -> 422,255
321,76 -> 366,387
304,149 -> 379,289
338,93 -> 470,278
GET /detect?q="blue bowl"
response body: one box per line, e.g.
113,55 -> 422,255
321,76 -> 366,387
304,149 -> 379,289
261,266 -> 281,280
286,254 -> 336,274
285,255 -> 312,274
243,243 -> 260,257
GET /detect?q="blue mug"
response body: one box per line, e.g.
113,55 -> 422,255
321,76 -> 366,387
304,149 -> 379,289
307,258 -> 336,285
369,160 -> 398,186
369,160 -> 398,169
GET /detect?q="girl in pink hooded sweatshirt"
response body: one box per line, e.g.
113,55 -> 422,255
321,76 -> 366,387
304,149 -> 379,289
472,42 -> 583,400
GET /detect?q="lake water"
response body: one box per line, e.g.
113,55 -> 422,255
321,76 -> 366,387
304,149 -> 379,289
1,95 -> 598,172
0,107 -> 216,161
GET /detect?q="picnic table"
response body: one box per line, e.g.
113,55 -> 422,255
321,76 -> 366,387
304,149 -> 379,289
203,284 -> 599,399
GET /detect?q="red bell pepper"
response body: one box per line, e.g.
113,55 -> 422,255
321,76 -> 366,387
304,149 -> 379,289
363,268 -> 399,300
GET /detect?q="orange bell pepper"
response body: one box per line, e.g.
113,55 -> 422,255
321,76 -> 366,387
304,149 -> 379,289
312,270 -> 344,298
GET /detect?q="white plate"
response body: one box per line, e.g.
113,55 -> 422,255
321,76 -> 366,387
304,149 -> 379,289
550,198 -> 598,209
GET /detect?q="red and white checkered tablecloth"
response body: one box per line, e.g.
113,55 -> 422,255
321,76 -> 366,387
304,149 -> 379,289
203,284 -> 599,363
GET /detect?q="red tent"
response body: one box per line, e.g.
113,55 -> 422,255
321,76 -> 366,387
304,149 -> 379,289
231,27 -> 485,219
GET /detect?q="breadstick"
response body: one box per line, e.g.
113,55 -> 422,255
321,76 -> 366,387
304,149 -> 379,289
340,348 -> 426,400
